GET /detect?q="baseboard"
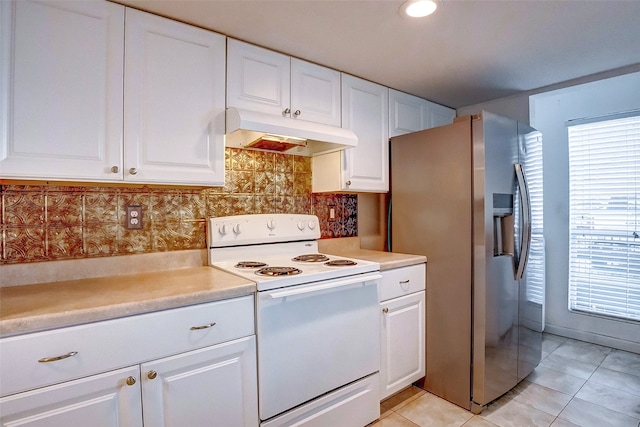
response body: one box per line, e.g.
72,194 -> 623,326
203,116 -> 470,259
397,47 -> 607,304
544,324 -> 640,354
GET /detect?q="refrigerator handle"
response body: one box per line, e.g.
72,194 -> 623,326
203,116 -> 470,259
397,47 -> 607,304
515,163 -> 532,280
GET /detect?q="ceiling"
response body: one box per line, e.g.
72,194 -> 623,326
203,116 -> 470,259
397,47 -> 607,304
114,0 -> 640,109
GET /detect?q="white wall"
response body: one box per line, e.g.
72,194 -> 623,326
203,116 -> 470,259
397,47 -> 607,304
530,72 -> 640,353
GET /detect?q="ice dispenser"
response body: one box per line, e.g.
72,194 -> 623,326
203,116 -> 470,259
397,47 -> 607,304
493,193 -> 514,257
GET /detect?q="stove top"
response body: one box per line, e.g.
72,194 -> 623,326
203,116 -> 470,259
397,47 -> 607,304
207,214 -> 379,291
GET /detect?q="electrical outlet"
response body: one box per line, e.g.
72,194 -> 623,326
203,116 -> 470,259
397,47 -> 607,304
126,205 -> 143,230
329,205 -> 336,222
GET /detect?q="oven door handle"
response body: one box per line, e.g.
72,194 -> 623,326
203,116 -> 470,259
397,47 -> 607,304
265,273 -> 382,299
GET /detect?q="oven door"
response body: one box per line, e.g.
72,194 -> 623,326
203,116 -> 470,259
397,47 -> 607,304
256,272 -> 381,421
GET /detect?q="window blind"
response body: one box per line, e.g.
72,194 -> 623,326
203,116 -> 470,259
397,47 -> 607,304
524,130 -> 544,304
568,113 -> 640,322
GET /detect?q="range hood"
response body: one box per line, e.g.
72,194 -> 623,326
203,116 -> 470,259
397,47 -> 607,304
225,107 -> 358,156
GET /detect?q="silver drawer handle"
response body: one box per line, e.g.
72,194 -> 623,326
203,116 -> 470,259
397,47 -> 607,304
382,307 -> 389,313
38,351 -> 78,363
399,279 -> 410,284
190,322 -> 216,330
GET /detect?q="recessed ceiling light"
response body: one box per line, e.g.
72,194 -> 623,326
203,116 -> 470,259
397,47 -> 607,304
400,0 -> 438,18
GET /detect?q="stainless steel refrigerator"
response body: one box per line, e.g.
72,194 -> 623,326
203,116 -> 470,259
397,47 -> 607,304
390,111 -> 544,413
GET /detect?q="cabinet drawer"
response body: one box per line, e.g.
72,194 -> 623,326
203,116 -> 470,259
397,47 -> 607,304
380,264 -> 426,302
0,295 -> 254,397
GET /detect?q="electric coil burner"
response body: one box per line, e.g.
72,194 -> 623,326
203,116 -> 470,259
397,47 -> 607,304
292,254 -> 330,262
325,259 -> 358,267
255,266 -> 302,277
235,261 -> 268,269
207,214 -> 381,427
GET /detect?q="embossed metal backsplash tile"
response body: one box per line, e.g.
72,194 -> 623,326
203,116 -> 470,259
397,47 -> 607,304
1,148 -> 356,264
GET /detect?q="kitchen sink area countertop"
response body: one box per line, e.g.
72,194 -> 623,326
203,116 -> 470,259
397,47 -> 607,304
0,241 -> 425,338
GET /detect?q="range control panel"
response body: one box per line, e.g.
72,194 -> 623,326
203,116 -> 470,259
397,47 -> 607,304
208,214 -> 320,247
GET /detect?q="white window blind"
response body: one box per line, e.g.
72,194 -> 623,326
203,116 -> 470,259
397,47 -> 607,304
524,130 -> 544,305
568,112 -> 640,322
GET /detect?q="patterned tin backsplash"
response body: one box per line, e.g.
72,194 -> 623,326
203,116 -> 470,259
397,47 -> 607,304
0,148 -> 357,264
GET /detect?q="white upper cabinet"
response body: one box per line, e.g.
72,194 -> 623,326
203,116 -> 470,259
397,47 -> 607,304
290,58 -> 341,126
124,9 -> 226,185
0,2 -> 225,186
0,0 -> 124,181
312,74 -> 389,193
389,89 -> 455,137
227,39 -> 341,126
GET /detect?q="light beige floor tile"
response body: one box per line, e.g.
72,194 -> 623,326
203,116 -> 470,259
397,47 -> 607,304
526,365 -> 586,396
382,386 -> 427,412
480,397 -> 556,427
558,397 -> 640,427
575,380 -> 640,419
396,392 -> 474,427
549,418 -> 580,427
510,380 -> 572,416
539,353 -> 599,380
542,333 -> 567,359
369,412 -> 421,427
461,415 -> 500,427
600,349 -> 640,377
552,338 -> 611,365
589,366 -> 640,396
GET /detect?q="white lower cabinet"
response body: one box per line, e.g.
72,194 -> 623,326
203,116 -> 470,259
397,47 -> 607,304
379,264 -> 426,400
0,366 -> 143,427
0,296 -> 258,427
141,337 -> 257,427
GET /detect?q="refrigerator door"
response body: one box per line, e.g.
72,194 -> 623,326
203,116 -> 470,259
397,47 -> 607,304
390,117 -> 473,409
517,124 -> 544,382
471,112 -> 520,410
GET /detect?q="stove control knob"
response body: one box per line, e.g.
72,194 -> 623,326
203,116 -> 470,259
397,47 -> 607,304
308,220 -> 317,230
297,221 -> 306,231
267,218 -> 276,230
233,223 -> 242,235
218,224 -> 228,236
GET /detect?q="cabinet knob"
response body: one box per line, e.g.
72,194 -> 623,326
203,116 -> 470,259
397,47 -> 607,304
147,370 -> 158,380
111,166 -> 119,173
129,168 -> 138,175
294,110 -> 301,117
283,108 -> 291,116
382,307 -> 389,313
126,376 -> 137,386
346,180 -> 351,186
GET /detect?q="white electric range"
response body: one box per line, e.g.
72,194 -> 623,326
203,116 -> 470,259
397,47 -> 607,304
208,214 -> 381,427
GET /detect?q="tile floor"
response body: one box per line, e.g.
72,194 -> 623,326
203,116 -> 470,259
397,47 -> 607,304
373,333 -> 640,427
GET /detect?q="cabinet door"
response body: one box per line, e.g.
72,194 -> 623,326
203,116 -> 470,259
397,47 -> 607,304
389,89 -> 427,137
290,59 -> 341,126
389,89 -> 456,137
0,0 -> 124,181
141,336 -> 258,427
380,291 -> 426,400
341,74 -> 389,192
425,100 -> 456,128
0,366 -> 142,427
227,39 -> 290,117
124,9 -> 225,185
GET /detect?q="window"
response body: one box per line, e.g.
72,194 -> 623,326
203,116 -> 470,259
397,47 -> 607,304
568,112 -> 640,322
